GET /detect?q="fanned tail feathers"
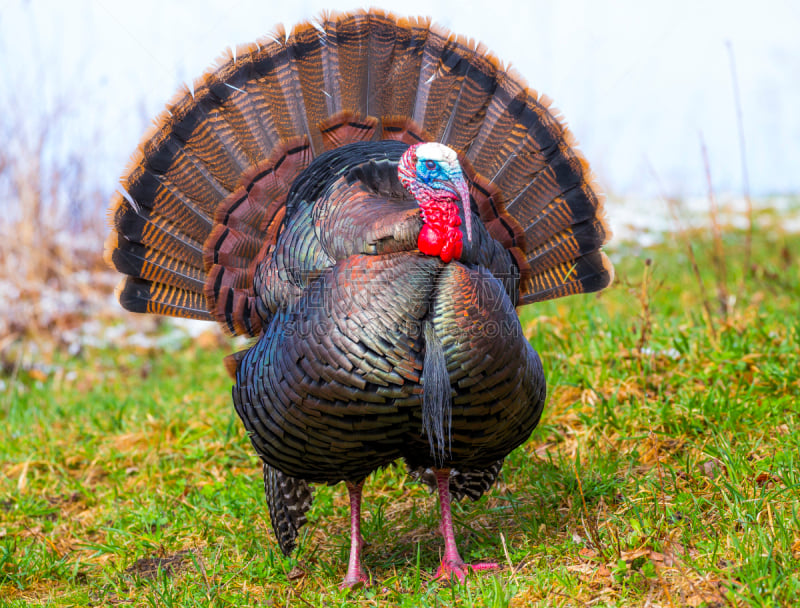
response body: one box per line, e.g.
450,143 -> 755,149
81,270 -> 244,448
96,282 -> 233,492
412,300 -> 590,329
106,8 -> 612,338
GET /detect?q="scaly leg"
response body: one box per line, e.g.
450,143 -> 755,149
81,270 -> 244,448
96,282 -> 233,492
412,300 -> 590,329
340,480 -> 369,588
433,468 -> 499,581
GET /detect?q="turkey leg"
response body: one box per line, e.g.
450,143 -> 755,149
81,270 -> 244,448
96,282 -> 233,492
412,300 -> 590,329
340,480 -> 369,588
433,468 -> 499,581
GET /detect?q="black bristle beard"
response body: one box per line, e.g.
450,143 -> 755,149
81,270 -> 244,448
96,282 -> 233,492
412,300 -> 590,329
421,320 -> 452,466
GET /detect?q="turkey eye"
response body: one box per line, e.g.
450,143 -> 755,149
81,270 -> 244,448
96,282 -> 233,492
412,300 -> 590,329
424,160 -> 437,170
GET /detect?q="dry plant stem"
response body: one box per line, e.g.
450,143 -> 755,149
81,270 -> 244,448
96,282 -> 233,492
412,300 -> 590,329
655,565 -> 677,608
572,460 -> 608,562
726,40 -> 753,277
687,241 -> 718,342
650,432 -> 667,524
663,194 -> 718,341
191,551 -> 213,601
500,532 -> 519,586
699,133 -> 730,316
291,590 -> 315,607
648,162 -> 718,341
636,259 -> 653,351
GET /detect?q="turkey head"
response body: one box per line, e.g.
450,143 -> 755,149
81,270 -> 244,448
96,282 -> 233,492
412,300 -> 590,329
398,142 -> 472,263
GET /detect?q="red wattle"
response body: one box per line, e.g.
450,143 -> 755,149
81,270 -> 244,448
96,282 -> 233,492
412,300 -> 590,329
451,234 -> 463,259
440,242 -> 453,263
417,199 -> 464,263
418,224 -> 443,256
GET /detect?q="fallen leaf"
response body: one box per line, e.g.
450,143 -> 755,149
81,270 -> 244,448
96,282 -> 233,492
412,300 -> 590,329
701,458 -> 727,479
287,566 -> 306,581
754,472 -> 780,486
620,547 -> 650,562
28,368 -> 48,382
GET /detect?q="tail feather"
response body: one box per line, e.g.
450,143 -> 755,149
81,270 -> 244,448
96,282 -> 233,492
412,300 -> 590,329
125,166 -> 222,239
464,70 -> 527,180
245,29 -> 313,150
524,218 -> 610,274
461,158 -> 525,250
160,87 -> 250,193
109,238 -> 206,293
364,12 -> 403,120
480,108 -> 553,200
411,24 -> 447,133
380,17 -> 430,120
521,250 -> 614,305
203,225 -> 261,273
323,12 -> 370,116
326,11 -> 423,123
316,12 -> 345,117
346,12 -> 380,117
205,265 -> 262,335
110,197 -> 207,264
116,277 -> 213,320
139,145 -> 228,210
213,46 -> 284,158
506,155 -> 589,225
521,183 -> 604,251
286,21 -> 331,154
411,24 -> 497,148
269,35 -> 319,155
203,55 -> 273,165
213,136 -> 311,236
437,41 -> 497,152
319,112 -> 378,150
202,139 -> 312,336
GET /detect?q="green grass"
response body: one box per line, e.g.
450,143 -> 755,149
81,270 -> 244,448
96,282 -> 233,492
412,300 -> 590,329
1,226 -> 799,606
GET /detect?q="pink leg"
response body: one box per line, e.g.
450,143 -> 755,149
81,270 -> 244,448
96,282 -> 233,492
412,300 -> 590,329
340,481 -> 369,589
433,468 -> 499,582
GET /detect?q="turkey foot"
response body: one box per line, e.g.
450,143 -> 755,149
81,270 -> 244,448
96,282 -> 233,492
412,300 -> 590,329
432,468 -> 499,583
340,481 -> 369,589
434,558 -> 499,582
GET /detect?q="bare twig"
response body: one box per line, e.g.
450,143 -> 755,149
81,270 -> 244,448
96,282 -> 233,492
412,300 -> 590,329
699,133 -> 730,317
500,532 -> 519,586
636,258 -> 653,351
649,431 -> 669,529
572,459 -> 609,562
726,40 -> 754,277
647,161 -> 718,341
191,548 -> 215,604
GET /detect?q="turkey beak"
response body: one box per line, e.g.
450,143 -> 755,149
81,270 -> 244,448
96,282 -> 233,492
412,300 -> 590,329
454,176 -> 472,243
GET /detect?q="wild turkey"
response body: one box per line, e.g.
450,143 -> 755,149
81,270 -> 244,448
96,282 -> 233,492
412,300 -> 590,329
105,9 -> 613,587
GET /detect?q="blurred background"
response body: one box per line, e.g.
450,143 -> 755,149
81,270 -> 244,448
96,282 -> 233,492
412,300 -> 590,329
1,0 -> 798,349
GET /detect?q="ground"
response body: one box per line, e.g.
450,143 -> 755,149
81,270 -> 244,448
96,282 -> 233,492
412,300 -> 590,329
1,216 -> 799,607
